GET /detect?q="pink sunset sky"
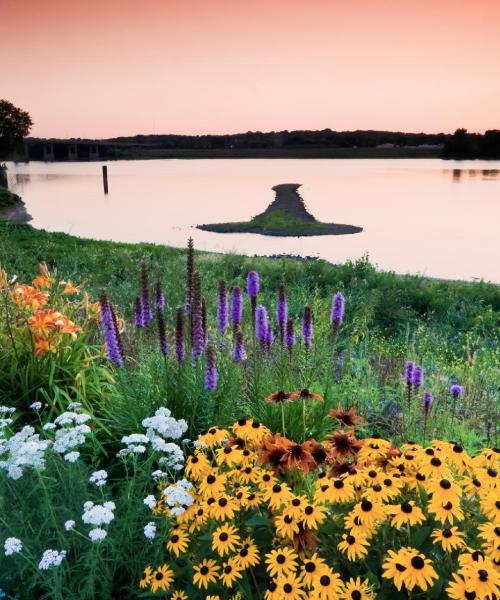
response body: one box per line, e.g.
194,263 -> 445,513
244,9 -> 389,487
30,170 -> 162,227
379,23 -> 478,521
2,0 -> 500,138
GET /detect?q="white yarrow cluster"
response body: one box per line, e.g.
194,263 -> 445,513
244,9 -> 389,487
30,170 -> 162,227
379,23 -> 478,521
82,501 -> 115,526
142,407 -> 187,441
88,528 -> 107,542
143,495 -> 157,510
4,537 -> 22,556
89,470 -> 108,487
38,549 -> 66,570
64,520 -> 76,531
30,401 -> 43,411
51,412 -> 92,459
0,406 -> 16,414
162,478 -> 194,516
144,522 -> 156,540
0,425 -> 52,480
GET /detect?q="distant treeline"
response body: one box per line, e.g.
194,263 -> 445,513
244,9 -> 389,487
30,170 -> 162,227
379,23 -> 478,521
442,129 -> 500,159
106,129 -> 447,149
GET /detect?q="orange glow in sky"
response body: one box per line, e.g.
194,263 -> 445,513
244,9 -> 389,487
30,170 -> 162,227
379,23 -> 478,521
2,0 -> 500,138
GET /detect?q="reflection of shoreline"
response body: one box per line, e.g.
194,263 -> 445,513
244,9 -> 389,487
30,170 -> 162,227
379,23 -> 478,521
442,168 -> 499,182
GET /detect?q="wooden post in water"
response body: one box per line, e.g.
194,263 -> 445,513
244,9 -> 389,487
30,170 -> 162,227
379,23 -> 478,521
102,165 -> 108,194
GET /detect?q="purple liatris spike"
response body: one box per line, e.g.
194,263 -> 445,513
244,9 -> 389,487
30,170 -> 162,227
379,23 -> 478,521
204,345 -> 218,391
285,318 -> 295,352
175,308 -> 185,363
157,307 -> 168,357
404,361 -> 415,386
255,305 -> 268,343
110,304 -> 125,359
155,281 -> 165,310
231,286 -> 243,328
217,280 -> 228,334
423,391 -> 433,416
184,237 -> 194,315
331,292 -> 345,328
247,271 -> 260,320
99,290 -> 123,367
134,296 -> 144,328
265,325 -> 275,350
276,284 -> 288,342
450,383 -> 463,398
412,365 -> 424,389
233,330 -> 245,363
191,273 -> 205,361
201,298 -> 207,345
301,306 -> 313,349
140,260 -> 152,325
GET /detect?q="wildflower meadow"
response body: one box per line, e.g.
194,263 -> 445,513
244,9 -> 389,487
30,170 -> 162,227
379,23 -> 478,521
0,235 -> 498,599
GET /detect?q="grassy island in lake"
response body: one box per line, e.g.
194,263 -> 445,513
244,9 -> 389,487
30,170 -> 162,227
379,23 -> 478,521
197,183 -> 363,237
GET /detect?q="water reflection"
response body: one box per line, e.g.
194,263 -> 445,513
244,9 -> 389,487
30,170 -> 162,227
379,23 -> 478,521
443,168 -> 499,182
5,158 -> 500,282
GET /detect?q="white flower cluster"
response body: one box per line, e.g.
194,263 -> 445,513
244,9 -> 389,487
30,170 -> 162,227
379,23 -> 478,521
143,522 -> 156,540
118,408 -> 187,472
29,401 -> 43,411
4,537 -> 22,556
38,549 -> 67,570
50,411 -> 92,462
64,520 -> 75,531
143,495 -> 156,509
162,478 -> 194,516
89,470 -> 108,487
0,425 -> 52,480
82,501 -> 115,542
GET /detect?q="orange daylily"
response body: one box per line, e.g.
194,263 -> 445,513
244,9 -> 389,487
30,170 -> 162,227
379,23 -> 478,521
60,280 -> 83,295
28,309 -> 80,340
32,262 -> 53,289
13,285 -> 49,310
34,337 -> 57,356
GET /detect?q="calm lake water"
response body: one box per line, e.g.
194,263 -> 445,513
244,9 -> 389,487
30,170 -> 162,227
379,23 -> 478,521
5,158 -> 500,282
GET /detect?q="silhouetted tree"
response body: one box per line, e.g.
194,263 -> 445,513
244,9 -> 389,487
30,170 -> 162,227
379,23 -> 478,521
0,99 -> 33,159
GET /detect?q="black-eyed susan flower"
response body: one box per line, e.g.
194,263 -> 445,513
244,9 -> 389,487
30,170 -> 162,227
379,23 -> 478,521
428,497 -> 464,524
311,568 -> 344,599
265,547 -> 298,577
274,573 -> 307,599
234,537 -> 260,569
382,548 -> 410,591
299,553 -> 328,588
460,556 -> 500,598
340,577 -> 376,600
337,532 -> 369,561
301,502 -> 327,529
166,527 -> 189,556
216,444 -> 244,467
431,526 -> 465,552
212,524 -> 241,556
263,482 -> 293,509
316,478 -> 355,504
275,512 -> 300,539
184,451 -> 211,480
170,591 -> 188,600
220,559 -> 244,587
388,501 -> 425,528
480,493 -> 500,523
285,495 -> 308,519
327,430 -> 363,460
462,475 -> 484,496
150,564 -> 174,593
426,477 -> 462,504
399,547 -> 438,592
419,454 -> 451,479
209,494 -> 238,521
265,390 -> 294,404
192,558 -> 220,589
478,522 -> 500,561
343,513 -> 375,540
139,565 -> 152,589
352,499 -> 386,527
446,572 -> 479,600
198,470 -> 227,498
197,426 -> 230,448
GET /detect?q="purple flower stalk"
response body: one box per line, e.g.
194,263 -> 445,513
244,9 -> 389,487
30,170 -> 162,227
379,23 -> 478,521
217,280 -> 228,334
191,273 -> 205,361
276,285 -> 288,343
231,286 -> 243,329
175,308 -> 185,363
134,296 -> 145,328
331,292 -> 345,328
99,291 -> 124,367
156,281 -> 165,310
412,365 -> 424,389
265,325 -> 275,351
255,305 -> 268,344
285,318 -> 295,359
423,391 -> 433,416
140,261 -> 153,325
450,383 -> 463,398
184,237 -> 194,315
301,306 -> 313,349
404,361 -> 415,387
233,330 -> 245,363
157,307 -> 168,357
204,345 -> 218,391
247,271 -> 260,321
201,298 -> 207,346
